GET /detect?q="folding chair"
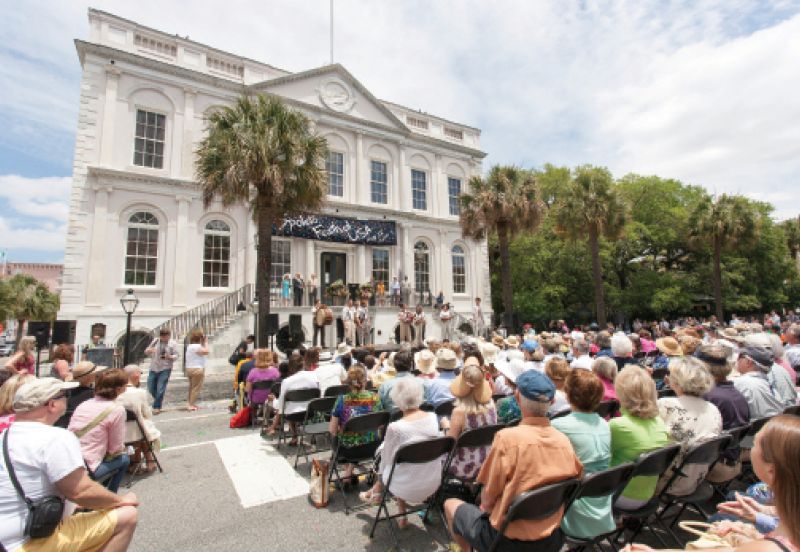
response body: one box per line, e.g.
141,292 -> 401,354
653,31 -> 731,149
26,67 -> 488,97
611,443 -> 682,547
783,405 -> 800,416
123,409 -> 163,484
485,478 -> 582,552
420,402 -> 435,412
329,411 -> 391,514
249,380 -> 275,429
710,423 -> 751,499
563,462 -> 636,552
550,408 -> 571,420
657,388 -> 677,399
651,367 -> 669,381
389,409 -> 404,423
275,388 -> 321,448
434,399 -> 455,419
294,396 -> 337,468
324,384 -> 350,398
595,400 -> 620,419
738,416 -> 772,484
491,393 -> 508,404
655,434 -> 732,545
368,436 -> 456,545
261,381 -> 282,434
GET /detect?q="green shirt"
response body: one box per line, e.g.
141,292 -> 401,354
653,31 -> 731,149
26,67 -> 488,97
609,410 -> 670,502
552,412 -> 615,539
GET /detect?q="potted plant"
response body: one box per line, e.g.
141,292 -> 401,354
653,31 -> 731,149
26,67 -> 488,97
359,282 -> 373,300
326,279 -> 348,305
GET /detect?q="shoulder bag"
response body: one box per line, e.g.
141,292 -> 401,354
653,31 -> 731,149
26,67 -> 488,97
2,429 -> 65,539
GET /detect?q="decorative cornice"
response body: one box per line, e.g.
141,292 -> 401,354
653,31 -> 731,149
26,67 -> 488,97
88,166 -> 198,190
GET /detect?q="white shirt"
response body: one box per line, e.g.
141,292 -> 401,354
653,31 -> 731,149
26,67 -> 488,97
439,309 -> 453,322
341,306 -> 353,322
379,413 -> 442,503
274,370 -> 319,415
0,422 -> 84,550
117,386 -> 161,443
570,355 -> 593,370
472,304 -> 484,323
185,343 -> 207,369
767,363 -> 798,409
314,362 -> 346,394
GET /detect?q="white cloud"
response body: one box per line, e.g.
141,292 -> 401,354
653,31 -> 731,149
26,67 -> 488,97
0,175 -> 71,223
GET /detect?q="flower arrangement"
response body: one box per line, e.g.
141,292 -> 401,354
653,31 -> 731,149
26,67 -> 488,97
326,279 -> 349,298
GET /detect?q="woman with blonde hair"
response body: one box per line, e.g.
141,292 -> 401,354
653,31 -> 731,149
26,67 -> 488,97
5,336 -> 35,375
446,358 -> 497,479
184,329 -> 209,411
0,373 -> 35,431
545,357 -> 571,416
610,365 -> 670,509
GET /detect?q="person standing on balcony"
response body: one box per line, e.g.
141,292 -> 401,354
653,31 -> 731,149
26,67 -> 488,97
184,330 -> 208,411
281,274 -> 291,307
307,273 -> 318,306
144,329 -> 178,414
391,276 -> 401,306
292,272 -> 305,306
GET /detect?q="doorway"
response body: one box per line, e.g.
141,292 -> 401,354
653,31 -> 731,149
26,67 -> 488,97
321,252 -> 346,304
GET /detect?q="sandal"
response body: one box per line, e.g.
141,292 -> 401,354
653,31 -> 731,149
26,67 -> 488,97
359,490 -> 382,505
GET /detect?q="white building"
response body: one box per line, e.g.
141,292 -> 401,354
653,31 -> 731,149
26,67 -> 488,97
58,9 -> 490,356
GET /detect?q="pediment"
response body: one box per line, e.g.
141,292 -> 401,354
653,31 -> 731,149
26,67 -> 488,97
251,64 -> 406,131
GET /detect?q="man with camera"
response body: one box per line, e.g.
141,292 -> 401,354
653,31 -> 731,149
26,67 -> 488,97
0,378 -> 138,551
144,329 -> 179,414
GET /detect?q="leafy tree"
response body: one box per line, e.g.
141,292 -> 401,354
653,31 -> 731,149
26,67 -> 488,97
780,216 -> 800,274
688,194 -> 761,321
196,94 -> 327,345
553,165 -> 627,327
460,165 -> 544,327
0,274 -> 59,347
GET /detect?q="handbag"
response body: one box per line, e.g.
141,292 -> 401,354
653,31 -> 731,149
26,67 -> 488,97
229,405 -> 252,428
679,521 -> 761,549
2,429 -> 65,540
309,458 -> 329,508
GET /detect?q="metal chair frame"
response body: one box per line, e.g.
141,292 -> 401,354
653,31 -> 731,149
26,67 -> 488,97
122,408 -> 163,487
294,396 -> 337,468
275,387 -> 321,447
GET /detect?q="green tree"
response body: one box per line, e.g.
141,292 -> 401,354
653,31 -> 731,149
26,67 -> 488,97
688,194 -> 761,322
460,165 -> 544,327
195,94 -> 328,345
553,165 -> 627,327
780,216 -> 800,275
0,274 -> 60,347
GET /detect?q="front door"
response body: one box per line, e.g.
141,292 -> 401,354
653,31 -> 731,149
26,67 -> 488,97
321,252 -> 346,304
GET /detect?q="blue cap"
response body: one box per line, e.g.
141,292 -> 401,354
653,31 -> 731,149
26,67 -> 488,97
516,370 -> 556,402
521,339 -> 539,352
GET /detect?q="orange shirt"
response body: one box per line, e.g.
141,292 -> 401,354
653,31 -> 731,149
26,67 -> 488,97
477,416 -> 583,541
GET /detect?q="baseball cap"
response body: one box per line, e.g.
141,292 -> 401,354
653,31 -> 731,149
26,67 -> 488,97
521,339 -> 539,353
515,370 -> 555,402
13,378 -> 79,413
740,346 -> 774,371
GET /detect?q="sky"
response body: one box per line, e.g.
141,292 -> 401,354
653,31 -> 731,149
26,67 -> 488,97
1,0 -> 799,264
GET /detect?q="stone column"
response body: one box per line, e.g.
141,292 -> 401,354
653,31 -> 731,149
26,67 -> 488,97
356,245 -> 367,284
305,239 -> 315,281
172,195 -> 191,307
180,88 -> 196,178
355,132 -> 364,205
99,65 -> 121,167
438,228 -> 448,298
85,185 -> 112,306
398,145 -> 408,212
432,154 -> 442,217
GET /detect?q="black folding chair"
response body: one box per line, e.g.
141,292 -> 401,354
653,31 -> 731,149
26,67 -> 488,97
249,380 -> 275,429
275,388 -> 321,447
294,396 -> 337,468
651,367 -> 669,381
260,381 -> 282,434
491,393 -> 509,404
389,409 -> 404,423
420,402 -> 435,412
123,409 -> 163,486
486,478 -> 582,552
549,408 -> 571,420
563,463 -> 636,552
324,384 -> 350,398
595,400 -> 619,419
711,423 -> 751,499
329,411 -> 391,514
368,436 -> 456,545
783,405 -> 800,416
434,400 -> 455,419
738,416 -> 772,483
611,443 -> 682,547
655,434 -> 732,545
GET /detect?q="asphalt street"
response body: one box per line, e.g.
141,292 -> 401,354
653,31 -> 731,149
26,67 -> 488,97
127,399 -> 452,552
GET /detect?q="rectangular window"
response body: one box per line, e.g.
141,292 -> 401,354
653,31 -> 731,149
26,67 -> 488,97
370,161 -> 388,204
406,116 -> 429,130
326,151 -> 344,197
452,252 -> 466,294
202,234 -> 230,288
412,169 -> 427,210
371,249 -> 389,288
448,177 -> 462,216
444,127 -> 463,140
124,227 -> 158,286
133,110 -> 166,169
270,240 -> 291,285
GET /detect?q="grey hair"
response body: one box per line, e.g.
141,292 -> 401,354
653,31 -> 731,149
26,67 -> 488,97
611,333 -> 633,357
572,338 -> 590,355
123,364 -> 141,376
743,332 -> 771,349
668,356 -> 714,396
517,394 -> 550,417
592,356 -> 618,382
390,377 -> 425,411
766,333 -> 785,360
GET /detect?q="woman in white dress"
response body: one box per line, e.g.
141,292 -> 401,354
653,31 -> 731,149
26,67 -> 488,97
118,364 -> 162,473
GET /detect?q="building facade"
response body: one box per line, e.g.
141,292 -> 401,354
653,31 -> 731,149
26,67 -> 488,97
58,9 -> 490,349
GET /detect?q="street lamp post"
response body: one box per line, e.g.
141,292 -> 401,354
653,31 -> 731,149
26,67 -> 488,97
120,289 -> 139,366
252,294 -> 259,348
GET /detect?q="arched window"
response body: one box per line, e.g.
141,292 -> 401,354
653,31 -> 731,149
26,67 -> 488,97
203,220 -> 231,287
414,241 -> 430,294
124,211 -> 159,286
451,245 -> 466,294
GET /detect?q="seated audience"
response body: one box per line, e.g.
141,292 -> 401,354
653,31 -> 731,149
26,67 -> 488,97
552,369 -> 615,540
734,346 -> 783,419
329,364 -> 383,483
359,377 -> 441,528
447,359 -> 498,480
117,364 -> 161,474
68,368 -> 130,493
379,349 -> 429,412
0,374 -> 35,432
445,370 -> 583,552
246,349 -> 280,405
55,361 -> 100,428
653,336 -> 682,370
612,333 -> 639,370
592,356 -> 619,402
610,365 -> 670,509
312,348 -> 346,394
657,356 -> 722,495
425,349 -> 457,408
545,357 -> 571,416
495,359 -> 525,423
267,352 -> 319,444
0,378 -> 138,551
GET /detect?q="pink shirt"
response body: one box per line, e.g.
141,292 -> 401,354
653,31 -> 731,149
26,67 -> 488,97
67,397 -> 126,471
600,377 -> 618,402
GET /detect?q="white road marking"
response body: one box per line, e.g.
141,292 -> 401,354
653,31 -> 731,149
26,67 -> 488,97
215,433 -> 310,508
160,439 -> 218,452
157,411 -> 230,424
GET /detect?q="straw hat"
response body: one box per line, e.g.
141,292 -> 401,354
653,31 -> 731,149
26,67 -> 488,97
504,335 -> 521,349
656,337 -> 682,356
336,342 -> 351,356
450,363 -> 492,404
479,342 -> 499,365
491,334 -> 505,348
72,361 -> 106,379
496,358 -> 525,385
414,349 -> 437,375
436,348 -> 458,370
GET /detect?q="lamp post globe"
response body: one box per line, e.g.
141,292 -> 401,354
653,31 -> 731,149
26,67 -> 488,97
120,289 -> 139,366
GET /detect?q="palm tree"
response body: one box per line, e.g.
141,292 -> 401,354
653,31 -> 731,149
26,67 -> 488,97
196,94 -> 328,346
553,165 -> 627,327
0,274 -> 60,347
459,165 -> 544,328
780,216 -> 800,274
688,194 -> 761,322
